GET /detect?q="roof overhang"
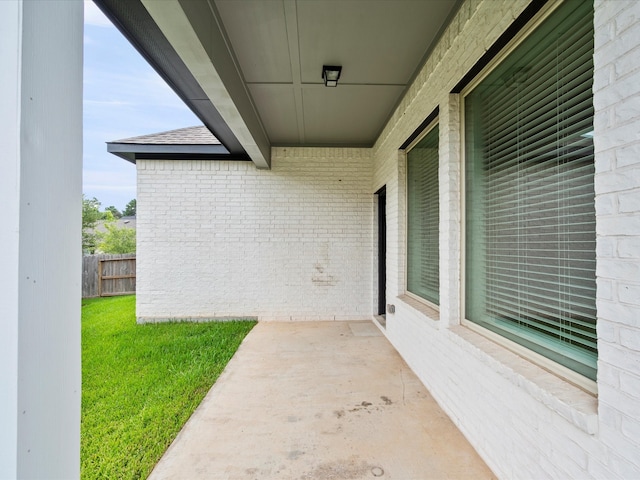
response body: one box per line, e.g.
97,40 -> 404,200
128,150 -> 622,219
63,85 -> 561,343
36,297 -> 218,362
94,0 -> 463,170
139,0 -> 271,168
95,0 -> 270,169
107,142 -> 246,164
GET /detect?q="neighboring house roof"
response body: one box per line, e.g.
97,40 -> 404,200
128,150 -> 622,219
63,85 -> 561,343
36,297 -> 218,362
107,126 -> 245,163
96,216 -> 136,232
91,216 -> 137,234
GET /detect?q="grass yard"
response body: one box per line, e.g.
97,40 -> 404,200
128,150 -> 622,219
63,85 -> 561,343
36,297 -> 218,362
81,295 -> 256,479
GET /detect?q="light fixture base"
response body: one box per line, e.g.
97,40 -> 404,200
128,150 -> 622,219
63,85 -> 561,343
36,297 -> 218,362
322,65 -> 342,87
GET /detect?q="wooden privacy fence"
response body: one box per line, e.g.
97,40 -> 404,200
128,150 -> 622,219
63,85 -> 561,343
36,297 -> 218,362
82,254 -> 136,298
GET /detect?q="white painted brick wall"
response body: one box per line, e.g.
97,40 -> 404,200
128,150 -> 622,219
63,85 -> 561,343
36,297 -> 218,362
135,0 -> 640,476
137,148 -> 373,322
373,0 -> 640,478
593,0 -> 640,476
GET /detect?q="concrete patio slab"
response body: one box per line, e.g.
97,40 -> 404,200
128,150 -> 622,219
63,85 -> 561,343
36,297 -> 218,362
149,321 -> 495,480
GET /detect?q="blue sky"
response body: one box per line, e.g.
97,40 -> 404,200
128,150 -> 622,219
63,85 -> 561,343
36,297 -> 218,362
83,1 -> 201,211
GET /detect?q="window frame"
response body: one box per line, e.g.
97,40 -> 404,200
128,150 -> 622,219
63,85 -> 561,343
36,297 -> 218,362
459,0 -> 597,395
404,118 -> 440,309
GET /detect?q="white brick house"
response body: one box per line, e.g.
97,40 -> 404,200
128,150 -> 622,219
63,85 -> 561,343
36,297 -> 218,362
101,0 -> 640,478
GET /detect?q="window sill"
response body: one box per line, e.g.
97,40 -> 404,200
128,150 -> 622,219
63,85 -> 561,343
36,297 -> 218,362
397,294 -> 440,322
449,325 -> 598,435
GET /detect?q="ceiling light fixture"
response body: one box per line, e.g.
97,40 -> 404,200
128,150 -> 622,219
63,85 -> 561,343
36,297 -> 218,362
322,65 -> 342,87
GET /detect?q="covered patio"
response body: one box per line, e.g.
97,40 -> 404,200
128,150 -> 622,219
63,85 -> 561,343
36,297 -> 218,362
4,0 -> 640,477
149,321 -> 494,479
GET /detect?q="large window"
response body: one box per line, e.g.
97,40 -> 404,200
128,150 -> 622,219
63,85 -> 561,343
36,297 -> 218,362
464,0 -> 596,382
407,124 -> 439,304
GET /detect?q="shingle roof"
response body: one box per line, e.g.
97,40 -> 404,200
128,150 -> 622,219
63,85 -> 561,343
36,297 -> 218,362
106,125 -> 251,164
113,126 -> 221,145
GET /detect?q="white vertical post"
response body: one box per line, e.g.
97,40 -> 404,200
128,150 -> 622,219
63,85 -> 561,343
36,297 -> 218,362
0,1 -> 22,475
0,0 -> 83,477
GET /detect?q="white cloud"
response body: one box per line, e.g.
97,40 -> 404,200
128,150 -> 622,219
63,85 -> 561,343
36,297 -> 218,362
84,99 -> 133,107
84,68 -> 190,110
84,1 -> 113,28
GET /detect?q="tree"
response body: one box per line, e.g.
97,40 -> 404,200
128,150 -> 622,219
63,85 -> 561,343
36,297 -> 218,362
98,213 -> 136,254
122,199 -> 136,217
104,205 -> 122,219
82,195 -> 102,254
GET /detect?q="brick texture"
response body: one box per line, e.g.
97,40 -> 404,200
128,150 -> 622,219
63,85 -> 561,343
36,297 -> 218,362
372,0 -> 640,478
593,0 -> 640,476
137,148 -> 373,322
136,0 -> 640,477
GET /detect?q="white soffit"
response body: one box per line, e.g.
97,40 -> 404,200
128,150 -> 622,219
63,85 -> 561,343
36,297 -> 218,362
140,0 -> 459,153
215,0 -> 459,146
140,0 -> 271,169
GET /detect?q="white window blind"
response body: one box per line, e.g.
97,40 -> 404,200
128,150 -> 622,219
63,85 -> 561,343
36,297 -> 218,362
464,0 -> 596,380
407,125 -> 439,304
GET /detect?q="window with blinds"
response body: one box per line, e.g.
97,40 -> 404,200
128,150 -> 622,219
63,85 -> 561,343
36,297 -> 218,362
464,0 -> 596,381
407,124 -> 439,304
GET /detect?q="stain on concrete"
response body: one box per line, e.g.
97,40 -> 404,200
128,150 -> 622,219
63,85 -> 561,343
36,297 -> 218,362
348,400 -> 382,414
148,322 -> 496,480
321,423 -> 343,435
288,450 -> 305,460
299,457 -> 376,480
371,466 -> 385,477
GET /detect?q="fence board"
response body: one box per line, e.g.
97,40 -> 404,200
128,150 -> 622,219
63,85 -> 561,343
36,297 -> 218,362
82,254 -> 136,298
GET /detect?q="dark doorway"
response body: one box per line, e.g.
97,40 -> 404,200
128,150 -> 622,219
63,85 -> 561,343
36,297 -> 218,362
376,186 -> 386,316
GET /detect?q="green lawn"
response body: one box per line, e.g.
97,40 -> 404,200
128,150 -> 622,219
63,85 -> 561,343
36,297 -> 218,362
81,295 -> 256,479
